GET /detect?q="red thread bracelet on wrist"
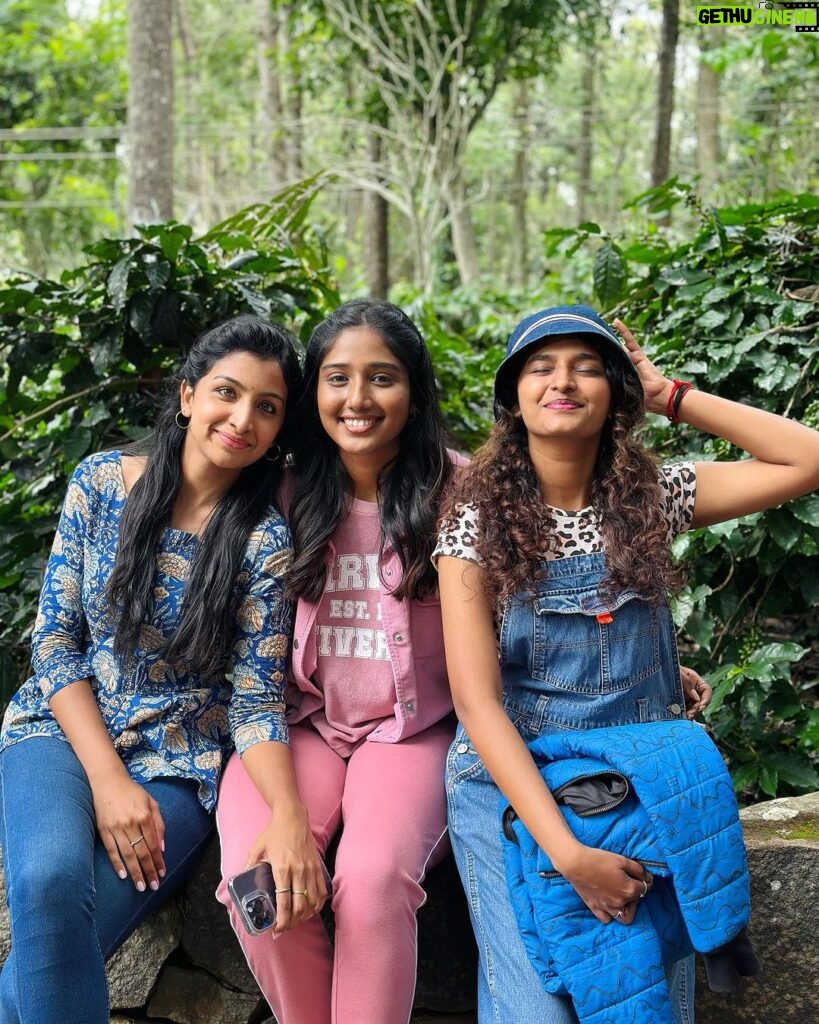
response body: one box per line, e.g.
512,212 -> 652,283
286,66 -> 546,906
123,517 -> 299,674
665,380 -> 693,423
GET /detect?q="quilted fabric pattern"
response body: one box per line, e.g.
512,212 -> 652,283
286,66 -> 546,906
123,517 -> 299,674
501,719 -> 751,1024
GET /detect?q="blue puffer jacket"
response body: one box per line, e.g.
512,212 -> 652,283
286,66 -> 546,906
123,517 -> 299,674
501,719 -> 750,1024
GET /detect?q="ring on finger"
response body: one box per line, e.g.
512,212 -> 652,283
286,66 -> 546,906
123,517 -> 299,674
274,886 -> 292,894
615,908 -> 625,920
640,878 -> 649,898
291,888 -> 309,897
129,833 -> 146,848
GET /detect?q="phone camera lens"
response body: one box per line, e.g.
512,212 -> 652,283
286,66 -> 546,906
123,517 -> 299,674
246,896 -> 272,930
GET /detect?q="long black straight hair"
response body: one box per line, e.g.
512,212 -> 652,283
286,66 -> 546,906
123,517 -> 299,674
286,299 -> 452,602
106,315 -> 303,678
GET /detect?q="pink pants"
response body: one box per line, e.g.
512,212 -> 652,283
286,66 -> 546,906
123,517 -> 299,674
215,720 -> 452,1024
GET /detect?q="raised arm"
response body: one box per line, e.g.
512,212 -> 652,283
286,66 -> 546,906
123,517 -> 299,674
616,319 -> 819,528
437,555 -> 651,924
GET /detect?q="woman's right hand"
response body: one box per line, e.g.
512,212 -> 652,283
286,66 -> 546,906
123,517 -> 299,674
244,804 -> 327,932
560,843 -> 653,925
90,770 -> 166,891
613,319 -> 675,417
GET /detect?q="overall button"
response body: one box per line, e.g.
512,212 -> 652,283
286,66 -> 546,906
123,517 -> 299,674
669,703 -> 682,715
456,743 -> 469,754
385,568 -> 393,577
393,632 -> 405,643
293,638 -> 299,649
405,700 -> 415,713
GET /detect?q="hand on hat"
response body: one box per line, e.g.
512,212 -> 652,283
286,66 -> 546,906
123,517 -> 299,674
613,319 -> 674,417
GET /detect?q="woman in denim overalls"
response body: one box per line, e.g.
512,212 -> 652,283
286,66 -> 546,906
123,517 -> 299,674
435,305 -> 819,1024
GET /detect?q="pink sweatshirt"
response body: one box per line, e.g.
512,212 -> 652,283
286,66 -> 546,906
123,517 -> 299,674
280,454 -> 465,755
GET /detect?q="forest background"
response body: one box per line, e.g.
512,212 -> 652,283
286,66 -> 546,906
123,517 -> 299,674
0,0 -> 818,803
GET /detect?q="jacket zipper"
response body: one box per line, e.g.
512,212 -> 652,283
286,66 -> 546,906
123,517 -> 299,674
552,770 -> 630,817
538,858 -> 668,880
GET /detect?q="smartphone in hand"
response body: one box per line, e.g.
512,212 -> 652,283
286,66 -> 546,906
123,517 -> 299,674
227,862 -> 278,935
227,861 -> 334,935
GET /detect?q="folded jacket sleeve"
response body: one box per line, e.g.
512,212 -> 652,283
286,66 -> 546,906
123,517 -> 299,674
31,459 -> 95,700
228,517 -> 294,754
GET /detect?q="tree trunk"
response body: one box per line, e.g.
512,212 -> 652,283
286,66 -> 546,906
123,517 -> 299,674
449,201 -> 480,288
651,0 -> 679,189
257,0 -> 286,189
758,62 -> 780,199
279,5 -> 303,181
174,0 -> 200,218
696,12 -> 722,198
448,164 -> 480,288
486,174 -> 498,282
363,129 -> 389,298
127,0 -> 174,227
510,79 -> 530,290
577,47 -> 596,224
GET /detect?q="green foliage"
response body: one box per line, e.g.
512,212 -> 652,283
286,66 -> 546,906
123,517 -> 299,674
4,168 -> 818,802
550,183 -> 819,801
392,281 -> 567,452
0,181 -> 339,701
0,0 -> 126,276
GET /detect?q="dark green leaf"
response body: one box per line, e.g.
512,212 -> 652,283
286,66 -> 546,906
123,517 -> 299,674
89,334 -> 118,375
791,495 -> 819,527
144,258 -> 172,291
768,754 -> 819,791
767,510 -> 802,552
697,308 -> 729,330
702,286 -> 733,306
157,225 -> 191,262
107,256 -> 131,311
685,611 -> 715,650
758,763 -> 778,797
800,574 -> 819,605
593,243 -> 627,308
62,427 -> 92,463
731,762 -> 760,792
128,293 -> 155,335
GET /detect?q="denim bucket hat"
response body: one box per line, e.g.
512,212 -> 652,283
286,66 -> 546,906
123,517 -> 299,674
493,304 -> 639,415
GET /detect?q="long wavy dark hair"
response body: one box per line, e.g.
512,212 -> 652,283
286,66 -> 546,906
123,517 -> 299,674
107,315 -> 303,678
287,299 -> 453,602
441,339 -> 685,605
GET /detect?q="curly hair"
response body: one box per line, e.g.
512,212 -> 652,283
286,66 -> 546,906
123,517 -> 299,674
440,345 -> 686,606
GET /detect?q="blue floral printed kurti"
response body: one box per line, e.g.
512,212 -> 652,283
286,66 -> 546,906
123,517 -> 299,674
0,450 -> 293,811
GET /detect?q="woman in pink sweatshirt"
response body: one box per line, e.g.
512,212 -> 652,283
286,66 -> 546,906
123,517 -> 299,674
215,299 -> 465,1024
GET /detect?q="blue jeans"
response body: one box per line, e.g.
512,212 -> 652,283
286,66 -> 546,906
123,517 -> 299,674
446,726 -> 694,1024
447,729 -> 578,1024
0,737 -> 213,1024
447,551 -> 694,1021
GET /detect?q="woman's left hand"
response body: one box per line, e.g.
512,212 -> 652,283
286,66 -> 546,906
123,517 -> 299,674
244,805 -> 328,933
613,319 -> 674,417
680,665 -> 712,719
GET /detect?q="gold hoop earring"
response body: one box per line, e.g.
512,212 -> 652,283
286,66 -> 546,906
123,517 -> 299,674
175,412 -> 190,430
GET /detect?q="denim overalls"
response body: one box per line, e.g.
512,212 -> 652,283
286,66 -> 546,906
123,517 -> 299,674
446,552 -> 692,1024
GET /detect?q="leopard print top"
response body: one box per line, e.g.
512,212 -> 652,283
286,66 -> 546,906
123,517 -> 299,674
433,462 -> 696,567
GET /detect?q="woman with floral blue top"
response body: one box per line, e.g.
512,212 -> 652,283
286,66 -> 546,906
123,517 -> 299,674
0,315 -> 311,1024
